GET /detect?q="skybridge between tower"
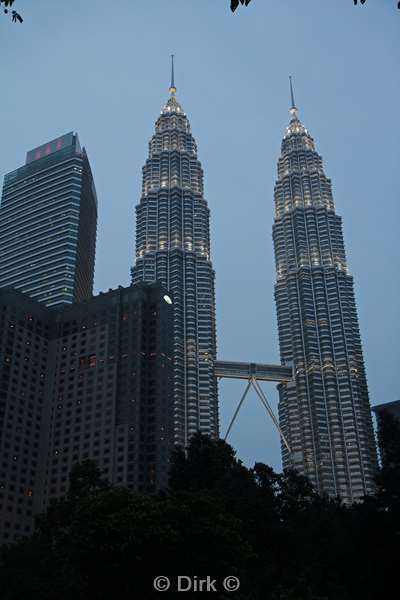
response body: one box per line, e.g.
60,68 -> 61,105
215,360 -> 294,455
215,360 -> 292,383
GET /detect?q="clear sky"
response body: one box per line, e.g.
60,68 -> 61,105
1,0 -> 399,470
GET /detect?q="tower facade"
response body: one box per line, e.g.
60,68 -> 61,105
273,82 -> 377,502
131,62 -> 218,445
0,132 -> 97,307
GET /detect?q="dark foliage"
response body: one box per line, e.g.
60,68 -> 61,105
231,0 -> 253,14
231,0 -> 400,11
1,0 -> 22,23
1,0 -> 399,24
1,430 -> 399,599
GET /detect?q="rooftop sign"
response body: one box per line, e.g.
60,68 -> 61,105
25,132 -> 76,165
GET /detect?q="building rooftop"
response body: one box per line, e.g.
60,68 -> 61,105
372,400 -> 400,418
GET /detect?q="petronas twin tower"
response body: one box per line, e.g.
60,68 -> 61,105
131,59 -> 218,446
131,61 -> 377,501
273,81 -> 377,501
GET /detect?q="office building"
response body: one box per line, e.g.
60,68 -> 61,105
0,132 -> 97,307
372,400 -> 400,466
131,59 -> 218,445
272,80 -> 377,502
0,283 -> 174,544
0,289 -> 50,543
44,282 -> 174,504
372,400 -> 400,421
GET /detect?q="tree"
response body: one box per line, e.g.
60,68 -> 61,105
1,0 -> 22,23
169,431 -> 239,491
0,433 -> 399,600
230,0 -> 400,12
0,451 -> 255,599
231,0 -> 252,11
2,0 -> 399,23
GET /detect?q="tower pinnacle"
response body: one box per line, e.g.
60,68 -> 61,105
169,54 -> 176,95
289,75 -> 299,120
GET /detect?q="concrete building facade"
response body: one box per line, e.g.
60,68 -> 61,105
0,283 -> 174,544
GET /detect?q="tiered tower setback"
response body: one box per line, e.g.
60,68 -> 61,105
273,80 -> 377,502
131,58 -> 218,445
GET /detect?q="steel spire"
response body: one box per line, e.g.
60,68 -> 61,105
169,54 -> 176,95
289,75 -> 296,109
289,75 -> 299,120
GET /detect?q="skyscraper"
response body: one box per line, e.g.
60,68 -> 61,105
0,283 -> 174,544
131,58 -> 218,445
273,80 -> 377,502
44,283 -> 174,503
372,400 -> 400,421
0,289 -> 50,544
0,132 -> 97,307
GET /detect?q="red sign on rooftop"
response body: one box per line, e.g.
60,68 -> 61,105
25,132 -> 75,165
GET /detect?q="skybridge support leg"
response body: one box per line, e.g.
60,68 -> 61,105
224,379 -> 252,441
221,375 -> 292,456
251,377 -> 292,455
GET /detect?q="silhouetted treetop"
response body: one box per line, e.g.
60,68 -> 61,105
2,0 -> 399,24
1,0 -> 22,23
230,0 -> 400,12
1,432 -> 399,599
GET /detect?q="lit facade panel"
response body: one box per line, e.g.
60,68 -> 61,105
131,85 -> 218,445
0,133 -> 97,307
273,101 -> 378,502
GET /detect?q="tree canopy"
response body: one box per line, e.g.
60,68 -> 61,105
230,0 -> 400,12
1,0 -> 399,24
1,428 -> 399,599
1,0 -> 22,23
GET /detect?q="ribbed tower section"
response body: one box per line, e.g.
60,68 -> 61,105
273,87 -> 377,502
131,71 -> 218,446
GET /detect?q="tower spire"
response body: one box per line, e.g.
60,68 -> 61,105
289,75 -> 296,109
289,75 -> 299,120
169,54 -> 176,95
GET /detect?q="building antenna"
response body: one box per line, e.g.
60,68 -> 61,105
289,75 -> 299,119
170,54 -> 176,95
289,75 -> 296,109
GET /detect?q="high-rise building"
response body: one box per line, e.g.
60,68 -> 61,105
0,132 -> 97,307
372,400 -> 400,421
44,282 -> 174,504
372,401 -> 400,465
272,80 -> 377,502
0,283 -> 174,545
131,58 -> 218,445
0,289 -> 50,544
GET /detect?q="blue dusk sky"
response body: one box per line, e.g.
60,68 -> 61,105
1,0 -> 399,470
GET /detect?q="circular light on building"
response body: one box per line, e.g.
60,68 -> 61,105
163,294 -> 173,305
